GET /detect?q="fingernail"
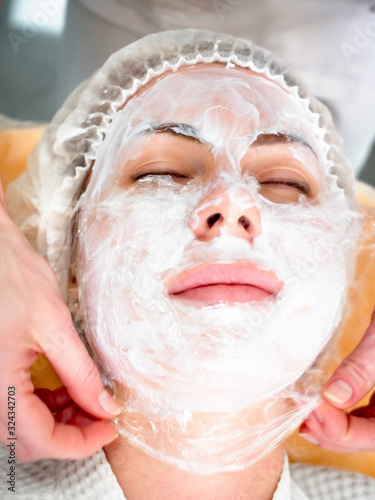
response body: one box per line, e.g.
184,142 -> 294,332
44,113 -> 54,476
99,389 -> 121,415
324,379 -> 353,404
300,433 -> 319,445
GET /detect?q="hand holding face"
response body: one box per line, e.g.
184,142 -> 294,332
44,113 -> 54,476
301,308 -> 375,452
0,193 -> 119,461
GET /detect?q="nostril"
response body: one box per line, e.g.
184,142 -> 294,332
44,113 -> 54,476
238,215 -> 250,230
207,213 -> 221,228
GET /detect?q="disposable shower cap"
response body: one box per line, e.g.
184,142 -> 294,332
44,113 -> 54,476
7,29 -> 356,295
6,29 -> 364,474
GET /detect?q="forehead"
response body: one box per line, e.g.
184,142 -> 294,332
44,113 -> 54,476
133,62 -> 290,109
118,63 -> 320,154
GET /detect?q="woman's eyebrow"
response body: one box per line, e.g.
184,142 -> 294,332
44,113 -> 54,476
251,132 -> 317,157
139,122 -> 207,144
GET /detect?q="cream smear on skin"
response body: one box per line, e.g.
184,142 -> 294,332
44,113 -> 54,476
76,66 -> 361,471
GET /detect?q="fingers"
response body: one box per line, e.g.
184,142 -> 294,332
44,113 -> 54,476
300,400 -> 375,453
40,316 -> 121,420
15,388 -> 118,461
0,317 -> 120,459
34,387 -> 72,412
322,310 -> 375,409
34,388 -> 101,426
54,402 -> 99,426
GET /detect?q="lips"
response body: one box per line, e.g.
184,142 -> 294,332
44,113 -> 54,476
166,262 -> 282,304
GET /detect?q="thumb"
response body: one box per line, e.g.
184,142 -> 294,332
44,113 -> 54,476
39,315 -> 121,419
322,309 -> 375,409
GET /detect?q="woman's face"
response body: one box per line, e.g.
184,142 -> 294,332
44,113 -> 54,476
77,65 -> 359,414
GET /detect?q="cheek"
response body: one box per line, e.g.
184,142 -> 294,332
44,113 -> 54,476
256,207 -> 349,367
77,188 -> 198,336
117,187 -> 201,269
263,207 -> 337,270
282,259 -> 345,371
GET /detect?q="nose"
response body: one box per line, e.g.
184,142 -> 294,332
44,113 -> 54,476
190,185 -> 261,243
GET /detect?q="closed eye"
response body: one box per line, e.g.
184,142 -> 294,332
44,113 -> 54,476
131,170 -> 192,182
260,178 -> 311,196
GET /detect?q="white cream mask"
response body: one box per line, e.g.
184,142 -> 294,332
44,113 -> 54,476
74,66 -> 362,472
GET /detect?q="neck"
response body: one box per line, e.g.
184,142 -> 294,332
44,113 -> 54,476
104,436 -> 284,500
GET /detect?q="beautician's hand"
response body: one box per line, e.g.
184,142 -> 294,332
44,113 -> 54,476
35,387 -> 100,427
0,193 -> 120,461
300,308 -> 375,452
